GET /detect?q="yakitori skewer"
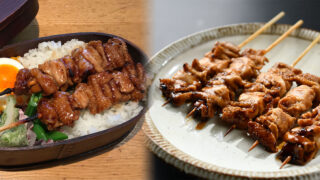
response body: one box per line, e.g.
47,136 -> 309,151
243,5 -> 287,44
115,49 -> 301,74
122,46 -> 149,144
185,20 -> 303,120
0,39 -> 146,132
160,12 -> 286,106
222,20 -> 304,136
0,66 -> 146,132
247,33 -> 320,153
0,38 -> 143,97
279,103 -> 320,168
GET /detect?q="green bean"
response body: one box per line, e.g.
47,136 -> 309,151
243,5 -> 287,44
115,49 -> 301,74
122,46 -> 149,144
25,93 -> 42,117
32,123 -> 48,141
47,131 -> 68,141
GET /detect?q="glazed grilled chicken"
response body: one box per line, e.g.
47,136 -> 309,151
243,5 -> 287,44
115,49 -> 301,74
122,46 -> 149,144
248,108 -> 295,152
278,85 -> 316,117
160,41 -> 241,99
278,105 -> 320,165
247,75 -> 320,153
14,38 -> 136,96
221,63 -> 300,130
222,92 -> 273,129
38,62 -> 146,130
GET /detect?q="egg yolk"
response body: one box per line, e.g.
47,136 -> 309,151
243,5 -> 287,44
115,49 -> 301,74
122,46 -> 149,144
0,64 -> 19,92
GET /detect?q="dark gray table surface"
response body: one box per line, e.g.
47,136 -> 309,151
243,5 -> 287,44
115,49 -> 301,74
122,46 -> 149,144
150,0 -> 320,179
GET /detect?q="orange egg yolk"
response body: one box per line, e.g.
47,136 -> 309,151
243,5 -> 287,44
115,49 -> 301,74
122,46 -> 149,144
0,64 -> 19,92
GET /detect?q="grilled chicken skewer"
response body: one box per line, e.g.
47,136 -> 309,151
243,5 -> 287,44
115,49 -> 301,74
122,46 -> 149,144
222,63 -> 301,130
224,31 -> 320,138
159,12 -> 286,104
177,20 -> 303,120
246,34 -> 320,153
278,104 -> 320,167
0,62 -> 146,131
0,38 -> 140,97
0,39 -> 146,132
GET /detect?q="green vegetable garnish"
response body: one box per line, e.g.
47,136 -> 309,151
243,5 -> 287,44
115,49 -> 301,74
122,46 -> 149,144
32,123 -> 48,141
0,95 -> 28,147
25,93 -> 42,117
25,93 -> 68,142
47,131 -> 68,141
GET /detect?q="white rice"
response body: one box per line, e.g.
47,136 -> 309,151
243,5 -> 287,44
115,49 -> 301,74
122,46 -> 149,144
18,39 -> 143,138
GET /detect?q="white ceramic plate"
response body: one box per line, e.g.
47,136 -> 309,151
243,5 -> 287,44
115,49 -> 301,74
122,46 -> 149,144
144,23 -> 320,179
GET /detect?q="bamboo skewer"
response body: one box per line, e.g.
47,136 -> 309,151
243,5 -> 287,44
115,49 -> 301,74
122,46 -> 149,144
280,156 -> 292,169
238,11 -> 285,49
292,33 -> 320,67
263,20 -> 303,54
0,115 -> 37,133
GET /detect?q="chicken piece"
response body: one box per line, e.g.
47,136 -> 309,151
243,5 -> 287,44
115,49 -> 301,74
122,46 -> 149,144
206,41 -> 240,60
60,56 -> 80,84
37,98 -> 62,130
255,72 -> 291,97
123,63 -> 146,91
160,69 -> 201,99
88,72 -> 113,113
268,62 -> 302,78
222,92 -> 272,129
278,85 -> 315,117
14,68 -> 32,95
191,57 -> 231,78
30,68 -> 58,96
293,73 -> 320,103
70,83 -> 90,109
241,48 -> 269,69
210,72 -> 245,94
247,108 -> 295,152
298,105 -> 320,127
226,57 -> 258,80
104,38 -> 133,69
278,125 -> 320,165
88,40 -> 110,70
72,48 -> 95,79
38,60 -> 68,87
81,46 -> 105,73
193,84 -> 231,108
52,92 -> 80,128
130,89 -> 144,101
190,84 -> 231,119
113,71 -> 135,93
278,104 -> 320,165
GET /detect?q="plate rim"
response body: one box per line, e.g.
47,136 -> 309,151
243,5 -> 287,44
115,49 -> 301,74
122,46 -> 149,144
144,23 -> 320,179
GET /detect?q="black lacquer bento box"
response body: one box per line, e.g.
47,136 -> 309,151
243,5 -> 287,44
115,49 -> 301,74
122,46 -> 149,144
0,32 -> 148,166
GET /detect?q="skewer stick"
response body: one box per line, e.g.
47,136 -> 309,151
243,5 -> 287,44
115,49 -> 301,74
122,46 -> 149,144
224,124 -> 236,137
280,156 -> 292,169
186,107 -> 197,118
291,33 -> 320,67
248,140 -> 259,152
248,33 -> 320,154
162,99 -> 172,107
238,11 -> 285,49
263,20 -> 303,54
0,88 -> 13,96
0,115 -> 37,133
